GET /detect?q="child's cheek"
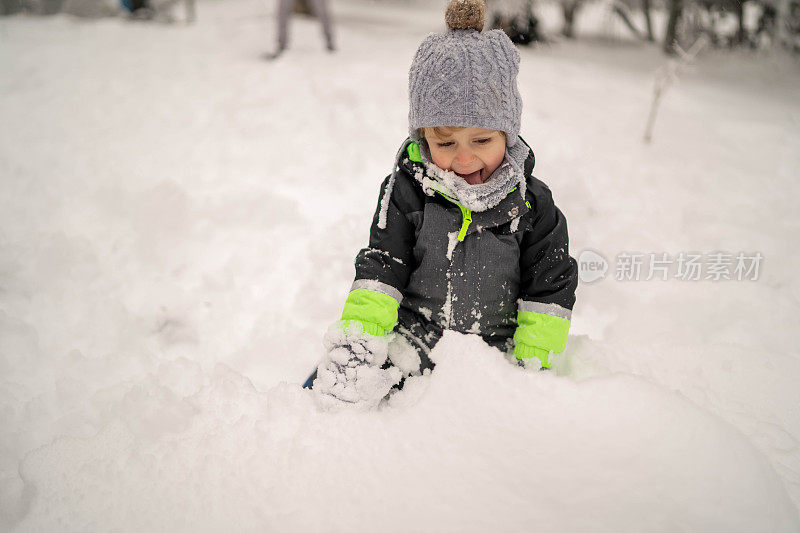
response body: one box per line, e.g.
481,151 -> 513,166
430,149 -> 451,171
487,146 -> 506,174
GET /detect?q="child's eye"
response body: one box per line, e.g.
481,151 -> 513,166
436,141 -> 454,148
474,138 -> 491,144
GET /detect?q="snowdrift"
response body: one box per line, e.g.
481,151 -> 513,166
2,0 -> 800,529
8,333 -> 799,531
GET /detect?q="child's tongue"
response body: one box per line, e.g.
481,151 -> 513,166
455,169 -> 483,185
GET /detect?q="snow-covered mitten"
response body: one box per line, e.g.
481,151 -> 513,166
514,346 -> 551,371
314,321 -> 402,409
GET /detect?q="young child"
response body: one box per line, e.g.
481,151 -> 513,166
310,0 -> 578,407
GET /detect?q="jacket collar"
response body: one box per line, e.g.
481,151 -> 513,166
396,137 -> 536,233
397,137 -> 535,186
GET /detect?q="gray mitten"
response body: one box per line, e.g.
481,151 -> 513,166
314,321 -> 402,409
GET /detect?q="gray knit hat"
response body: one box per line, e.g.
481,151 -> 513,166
408,0 -> 523,146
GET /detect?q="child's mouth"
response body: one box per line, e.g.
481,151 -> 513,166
454,169 -> 484,185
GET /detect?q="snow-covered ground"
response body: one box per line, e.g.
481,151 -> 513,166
1,0 -> 800,530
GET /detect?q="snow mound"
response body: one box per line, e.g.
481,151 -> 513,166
11,332 -> 798,532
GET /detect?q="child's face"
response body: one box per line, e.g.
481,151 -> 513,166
424,127 -> 506,185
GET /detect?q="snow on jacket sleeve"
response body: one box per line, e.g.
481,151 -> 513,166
514,182 -> 578,368
340,172 -> 419,336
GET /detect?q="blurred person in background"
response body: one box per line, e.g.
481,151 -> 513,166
121,0 -> 153,19
273,0 -> 335,57
120,0 -> 195,23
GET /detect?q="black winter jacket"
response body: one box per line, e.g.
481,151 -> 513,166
341,138 -> 578,365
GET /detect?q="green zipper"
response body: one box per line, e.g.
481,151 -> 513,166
457,205 -> 472,241
434,190 -> 473,242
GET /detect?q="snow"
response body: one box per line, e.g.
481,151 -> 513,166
416,141 -> 526,212
417,306 -> 433,321
446,230 -> 459,259
2,0 -> 800,530
314,320 -> 402,408
9,334 -> 800,531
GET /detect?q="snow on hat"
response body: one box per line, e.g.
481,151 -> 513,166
408,0 -> 523,146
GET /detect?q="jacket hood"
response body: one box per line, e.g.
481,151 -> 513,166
377,137 -> 536,231
394,137 -> 536,213
395,137 -> 535,182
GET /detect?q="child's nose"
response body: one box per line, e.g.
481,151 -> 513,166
454,147 -> 476,164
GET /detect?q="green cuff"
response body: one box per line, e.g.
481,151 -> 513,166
513,309 -> 571,369
515,344 -> 552,369
341,288 -> 399,337
513,310 -> 570,353
341,320 -> 385,337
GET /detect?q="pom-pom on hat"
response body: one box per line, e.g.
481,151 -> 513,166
444,0 -> 485,31
408,0 -> 523,146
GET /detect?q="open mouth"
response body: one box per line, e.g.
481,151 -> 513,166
454,169 -> 484,185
